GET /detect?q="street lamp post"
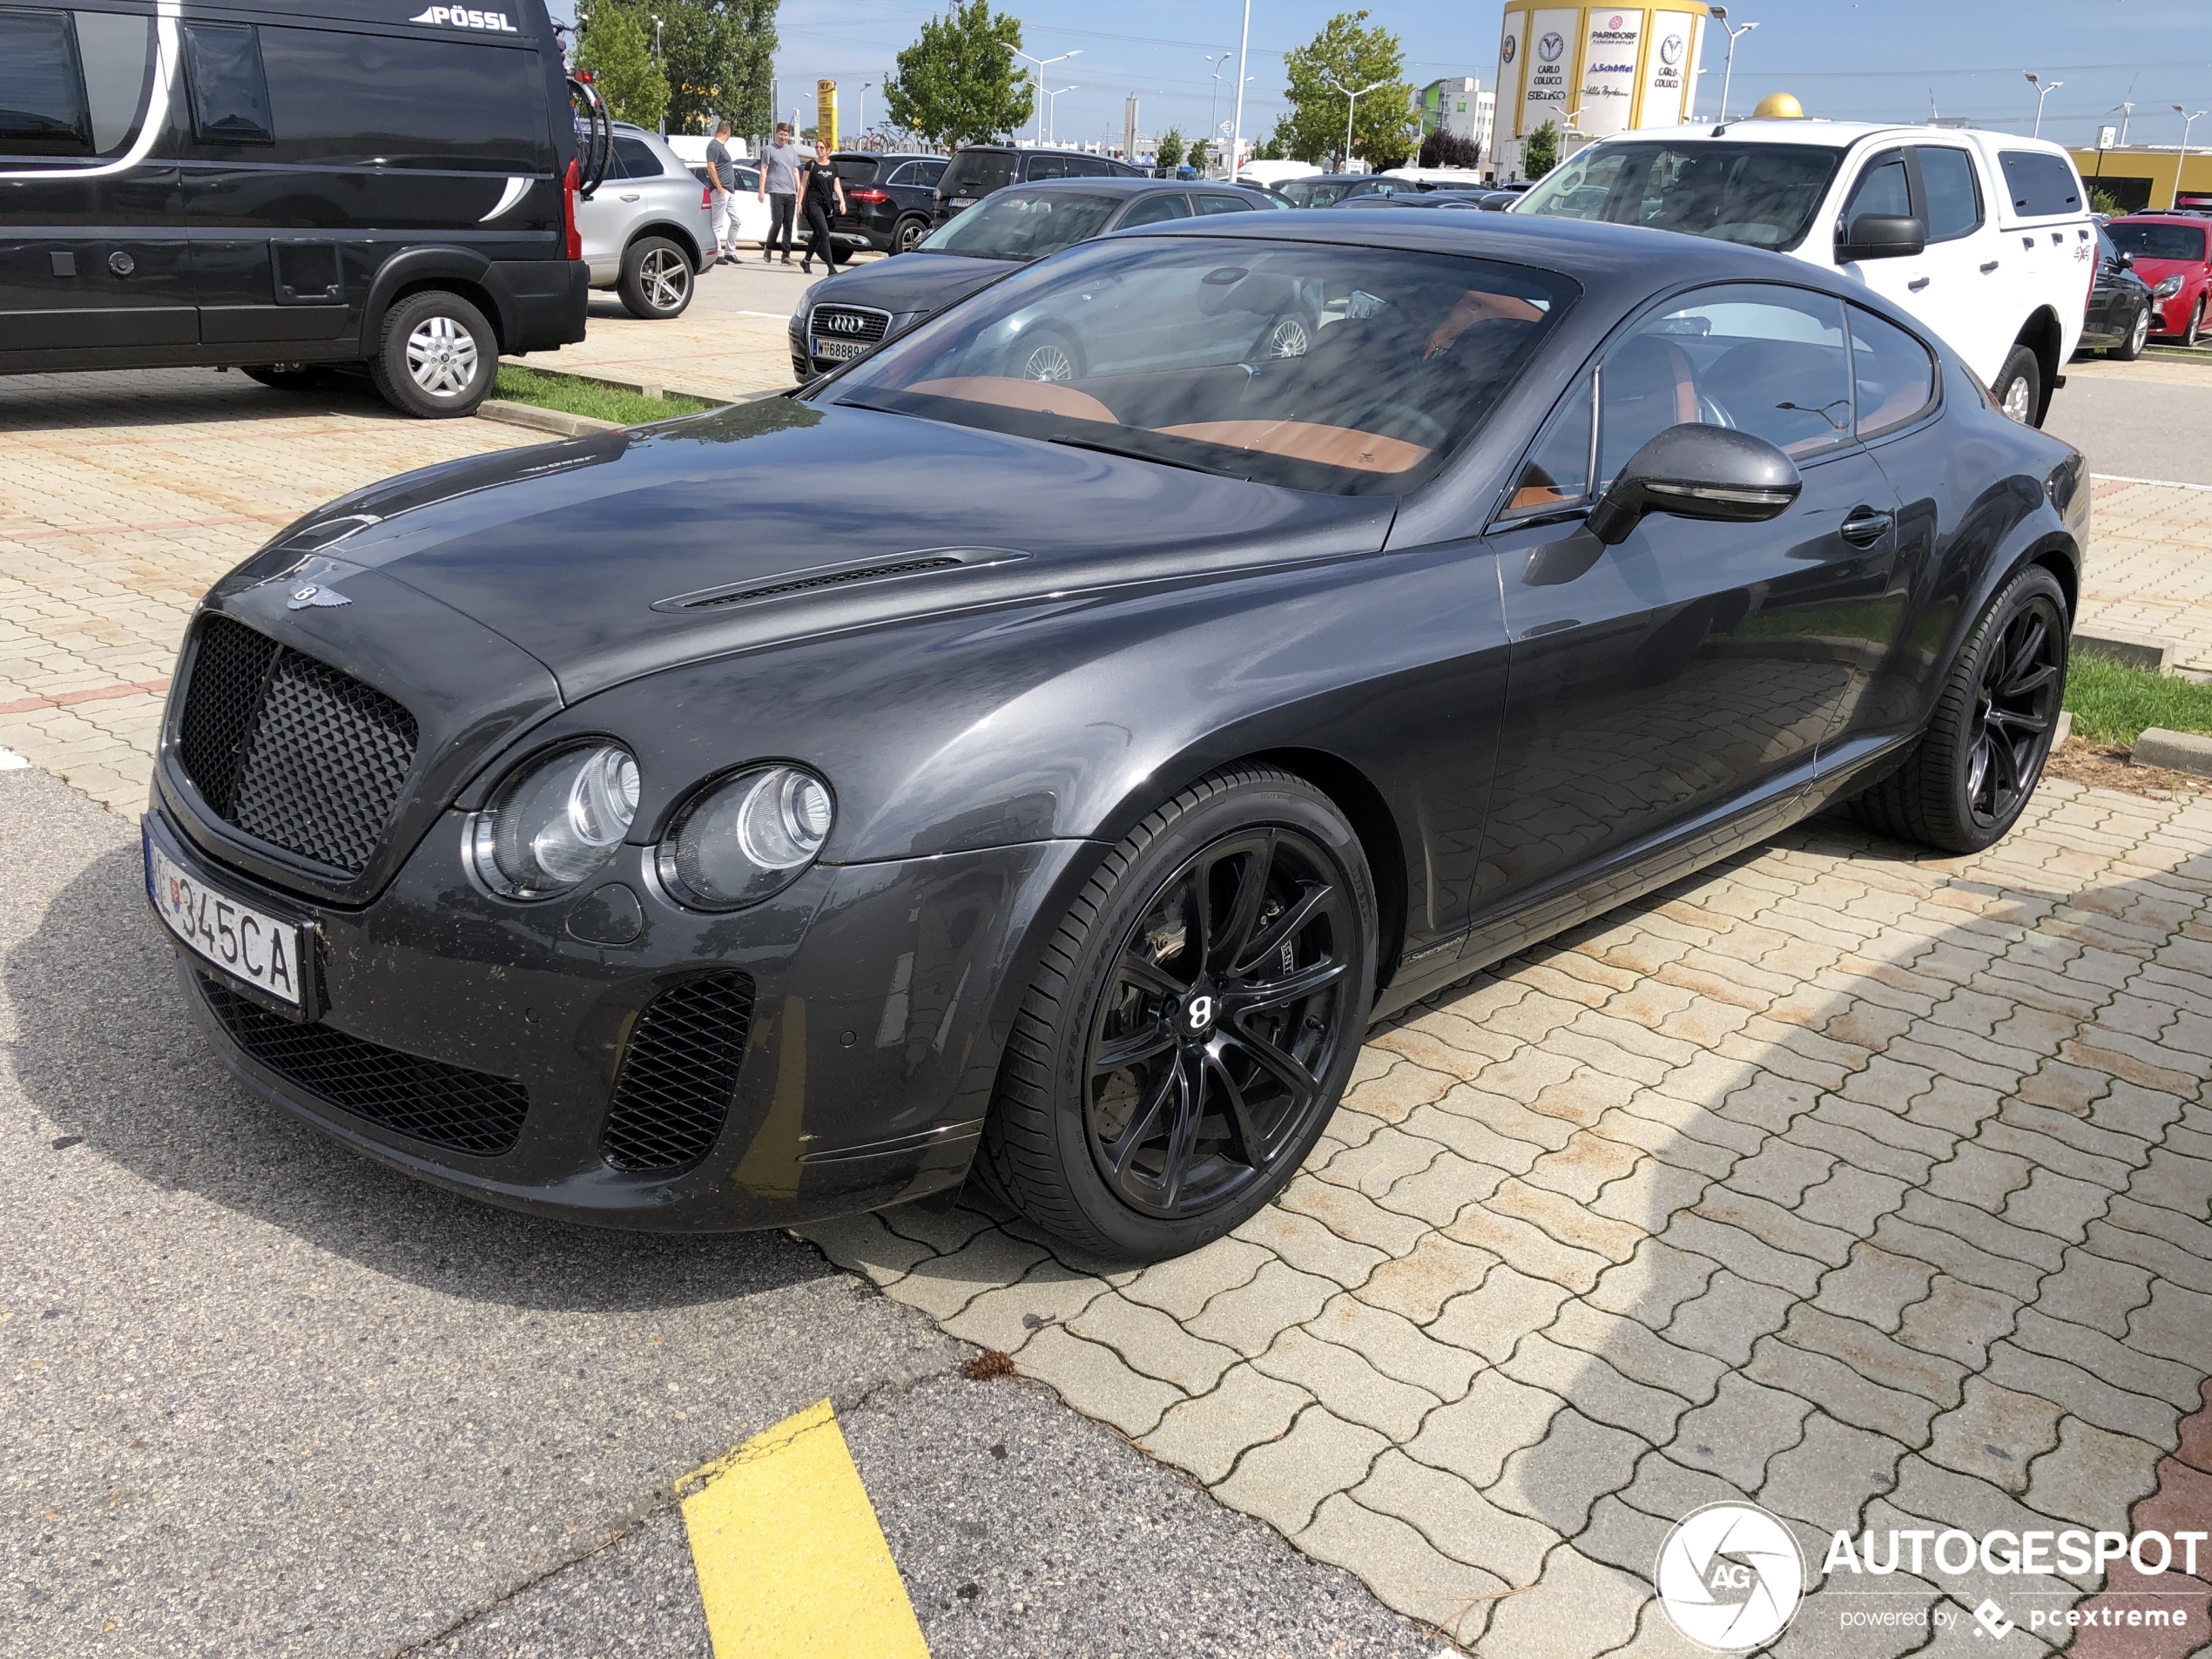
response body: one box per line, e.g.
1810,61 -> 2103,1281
1013,49 -> 1080,146
2177,105 -> 2208,209
2025,72 -> 2063,140
1322,74 -> 1391,172
1708,6 -> 1757,123
1229,0 -> 1251,184
1204,51 -> 1232,177
1044,84 -> 1077,145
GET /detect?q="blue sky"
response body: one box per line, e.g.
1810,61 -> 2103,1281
575,0 -> 2212,155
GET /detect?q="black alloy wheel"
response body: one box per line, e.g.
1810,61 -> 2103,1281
1084,827 -> 1355,1219
1851,563 -> 2068,853
894,215 -> 929,253
980,764 -> 1376,1260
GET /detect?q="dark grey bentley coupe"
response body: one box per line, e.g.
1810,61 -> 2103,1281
147,212 -> 2085,1261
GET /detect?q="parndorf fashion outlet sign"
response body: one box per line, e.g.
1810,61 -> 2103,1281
1655,1502 -> 2203,1651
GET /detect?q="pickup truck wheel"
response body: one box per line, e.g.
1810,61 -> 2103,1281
1993,345 -> 2040,426
2110,302 -> 2150,361
370,290 -> 494,419
1851,563 -> 2067,854
617,236 -> 694,320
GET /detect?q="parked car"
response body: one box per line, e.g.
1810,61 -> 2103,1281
577,125 -> 713,320
826,152 -> 948,254
0,0 -> 588,417
1515,120 -> 2094,425
931,144 -> 1145,226
2078,224 -> 2155,360
1275,173 -> 1423,209
1332,191 -> 1512,212
148,212 -> 2084,1262
2107,213 -> 2212,346
678,156 -> 774,249
790,178 -> 1286,379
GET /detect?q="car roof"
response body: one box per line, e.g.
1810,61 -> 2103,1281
833,151 -> 942,163
2112,212 -> 2207,224
1607,119 -> 2078,161
983,175 -> 1271,199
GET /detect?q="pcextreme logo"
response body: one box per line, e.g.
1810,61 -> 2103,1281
409,5 -> 521,31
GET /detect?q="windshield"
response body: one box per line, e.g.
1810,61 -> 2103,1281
941,150 -> 1017,197
1518,141 -> 1844,250
917,190 -> 1121,260
824,238 -> 1576,496
2109,220 -> 2208,261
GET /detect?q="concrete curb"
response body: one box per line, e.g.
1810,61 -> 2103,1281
475,399 -> 623,437
2074,630 -> 2179,673
2133,726 -> 2212,776
2052,709 -> 2074,749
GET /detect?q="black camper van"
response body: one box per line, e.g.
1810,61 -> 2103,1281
0,0 -> 593,416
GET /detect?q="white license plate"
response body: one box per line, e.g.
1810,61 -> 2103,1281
149,843 -> 307,1007
950,197 -> 974,207
812,337 -> 867,361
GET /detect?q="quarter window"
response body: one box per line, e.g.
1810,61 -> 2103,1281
1600,284 -> 1853,482
1197,192 -> 1256,214
1117,192 -> 1192,227
181,22 -> 273,145
611,135 -> 663,179
1913,146 -> 1983,241
1506,372 -> 1595,516
0,8 -> 91,155
1999,151 -> 2081,217
1847,305 -> 1936,437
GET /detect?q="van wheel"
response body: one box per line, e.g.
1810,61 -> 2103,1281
979,764 -> 1376,1262
894,215 -> 930,253
617,236 -> 694,320
2110,301 -> 2150,361
1993,345 -> 2040,426
240,365 -> 329,392
371,290 -> 494,419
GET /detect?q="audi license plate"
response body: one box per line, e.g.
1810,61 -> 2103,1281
148,842 -> 307,1008
812,336 -> 868,361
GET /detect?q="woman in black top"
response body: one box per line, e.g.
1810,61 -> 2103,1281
799,139 -> 846,275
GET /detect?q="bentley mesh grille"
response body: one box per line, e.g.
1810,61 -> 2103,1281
601,974 -> 755,1171
176,615 -> 418,873
199,975 -> 529,1157
678,556 -> 962,610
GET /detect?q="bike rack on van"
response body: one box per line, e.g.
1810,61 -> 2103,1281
570,74 -> 611,200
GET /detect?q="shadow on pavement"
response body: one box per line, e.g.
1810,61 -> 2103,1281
0,366 -> 409,434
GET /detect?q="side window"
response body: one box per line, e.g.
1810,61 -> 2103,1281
1117,192 -> 1191,227
1847,305 -> 1936,438
1504,372 -> 1595,516
1843,151 -> 1910,224
76,10 -> 154,152
1999,151 -> 2082,217
735,165 -> 759,192
611,136 -> 663,179
0,8 -> 91,155
1026,153 -> 1075,180
1601,284 -> 1852,481
885,160 -> 917,186
1197,192 -> 1256,214
256,28 -> 547,170
1913,147 -> 1983,241
917,159 -> 947,187
181,22 -> 273,145
1067,154 -> 1112,177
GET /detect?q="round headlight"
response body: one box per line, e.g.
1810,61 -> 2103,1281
472,743 -> 640,898
659,765 -> 833,909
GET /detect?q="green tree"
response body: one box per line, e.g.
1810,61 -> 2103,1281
1278,11 -> 1414,172
584,0 -> 777,138
1524,118 -> 1559,179
1157,125 -> 1184,170
1188,137 -> 1210,175
576,6 -> 668,129
882,1 -> 1031,149
1251,132 -> 1285,162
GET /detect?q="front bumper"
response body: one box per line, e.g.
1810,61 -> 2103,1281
147,795 -> 1088,1231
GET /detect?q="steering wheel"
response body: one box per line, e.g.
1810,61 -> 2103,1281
1345,401 -> 1449,448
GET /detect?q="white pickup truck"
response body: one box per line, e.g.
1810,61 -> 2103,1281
1516,119 -> 2094,427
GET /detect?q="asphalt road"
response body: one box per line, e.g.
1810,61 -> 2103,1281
0,765 -> 1440,1659
2043,359 -> 2212,485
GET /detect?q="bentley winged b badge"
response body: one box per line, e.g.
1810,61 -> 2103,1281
287,583 -> 351,609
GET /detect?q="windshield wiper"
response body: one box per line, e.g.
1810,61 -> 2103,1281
1046,432 -> 1247,480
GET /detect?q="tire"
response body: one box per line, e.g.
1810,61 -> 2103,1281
979,764 -> 1378,1262
2110,302 -> 2150,361
1993,343 -> 2040,426
240,364 -> 330,391
2184,298 -> 2203,349
893,215 -> 929,253
1009,326 -> 1082,382
617,236 -> 694,320
369,290 -> 495,419
1851,563 -> 2068,854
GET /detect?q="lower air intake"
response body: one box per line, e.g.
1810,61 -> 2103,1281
601,973 -> 755,1172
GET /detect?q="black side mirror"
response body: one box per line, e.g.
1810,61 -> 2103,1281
1585,424 -> 1803,546
2118,249 -> 2135,268
1836,212 -> 1927,261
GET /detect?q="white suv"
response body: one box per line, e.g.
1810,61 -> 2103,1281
1517,121 -> 2093,426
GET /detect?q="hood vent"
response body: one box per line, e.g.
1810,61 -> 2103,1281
655,548 -> 1029,613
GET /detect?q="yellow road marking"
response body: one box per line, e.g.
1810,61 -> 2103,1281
679,1399 -> 930,1658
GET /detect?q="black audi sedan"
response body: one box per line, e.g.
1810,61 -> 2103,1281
149,211 -> 2085,1263
788,177 -> 1288,379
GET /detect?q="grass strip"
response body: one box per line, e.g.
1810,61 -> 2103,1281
2064,651 -> 2212,745
492,364 -> 713,426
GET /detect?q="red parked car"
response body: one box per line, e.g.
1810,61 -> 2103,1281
2107,213 -> 2212,346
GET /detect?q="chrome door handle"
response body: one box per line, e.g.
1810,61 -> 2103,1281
620,191 -> 641,201
1980,260 -> 2000,273
1840,509 -> 1894,546
1908,276 -> 1931,292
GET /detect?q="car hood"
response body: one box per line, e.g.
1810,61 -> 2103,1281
215,397 -> 1396,706
802,252 -> 1018,320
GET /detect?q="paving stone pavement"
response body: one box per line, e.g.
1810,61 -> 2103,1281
2081,478 -> 2212,676
806,783 -> 2212,1656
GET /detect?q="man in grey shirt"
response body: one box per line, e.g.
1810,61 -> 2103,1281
705,119 -> 739,264
759,122 -> 800,264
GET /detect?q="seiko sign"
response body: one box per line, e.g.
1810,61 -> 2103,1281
409,6 -> 522,32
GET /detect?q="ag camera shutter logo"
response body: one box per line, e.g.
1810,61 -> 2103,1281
1656,1502 -> 1806,1650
